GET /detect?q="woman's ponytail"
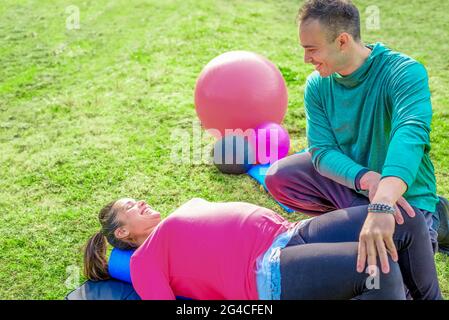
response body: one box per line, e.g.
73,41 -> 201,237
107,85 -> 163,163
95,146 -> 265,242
83,231 -> 110,281
83,200 -> 136,281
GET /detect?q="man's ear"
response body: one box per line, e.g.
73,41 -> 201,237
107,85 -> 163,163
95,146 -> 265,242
337,32 -> 351,50
114,227 -> 129,240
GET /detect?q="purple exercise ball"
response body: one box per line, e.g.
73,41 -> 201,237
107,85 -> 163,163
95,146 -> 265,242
254,122 -> 290,165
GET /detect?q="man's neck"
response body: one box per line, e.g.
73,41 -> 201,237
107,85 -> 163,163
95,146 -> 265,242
338,43 -> 372,76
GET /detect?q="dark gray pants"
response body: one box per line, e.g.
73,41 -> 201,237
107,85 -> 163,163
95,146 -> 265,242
266,152 -> 442,300
265,152 -> 439,248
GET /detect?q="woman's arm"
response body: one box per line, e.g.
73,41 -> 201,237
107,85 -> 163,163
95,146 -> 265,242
130,256 -> 176,300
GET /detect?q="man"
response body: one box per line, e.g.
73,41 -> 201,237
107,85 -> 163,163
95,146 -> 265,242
265,0 -> 448,280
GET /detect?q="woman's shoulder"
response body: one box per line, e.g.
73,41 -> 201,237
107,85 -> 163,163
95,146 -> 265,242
175,198 -> 208,210
165,198 -> 209,219
187,197 -> 208,204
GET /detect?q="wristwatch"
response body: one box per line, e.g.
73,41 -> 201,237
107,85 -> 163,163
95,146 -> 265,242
367,203 -> 395,214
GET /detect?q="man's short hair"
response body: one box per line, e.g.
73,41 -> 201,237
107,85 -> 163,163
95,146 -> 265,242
297,0 -> 361,42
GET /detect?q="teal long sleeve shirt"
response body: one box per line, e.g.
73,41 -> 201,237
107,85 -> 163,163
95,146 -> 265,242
304,42 -> 439,213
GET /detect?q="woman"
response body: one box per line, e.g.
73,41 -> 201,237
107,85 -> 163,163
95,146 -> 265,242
84,197 -> 442,300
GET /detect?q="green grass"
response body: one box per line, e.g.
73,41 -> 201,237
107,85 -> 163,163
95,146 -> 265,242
0,0 -> 448,299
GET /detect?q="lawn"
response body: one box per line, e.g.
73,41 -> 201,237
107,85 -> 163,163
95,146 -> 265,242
0,0 -> 448,299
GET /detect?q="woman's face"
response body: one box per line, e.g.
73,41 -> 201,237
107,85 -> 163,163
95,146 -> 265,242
113,198 -> 162,245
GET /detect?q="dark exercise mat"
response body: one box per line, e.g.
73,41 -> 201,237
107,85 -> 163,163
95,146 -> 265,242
65,279 -> 140,300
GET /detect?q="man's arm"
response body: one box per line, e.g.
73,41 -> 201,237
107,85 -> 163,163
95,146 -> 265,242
304,74 -> 368,190
371,177 -> 407,206
380,62 -> 432,192
357,61 -> 432,274
360,61 -> 432,214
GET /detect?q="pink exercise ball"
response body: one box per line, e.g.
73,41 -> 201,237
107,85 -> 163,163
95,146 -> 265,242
254,122 -> 290,165
194,51 -> 288,137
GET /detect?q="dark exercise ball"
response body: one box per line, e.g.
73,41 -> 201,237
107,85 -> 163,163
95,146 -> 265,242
213,135 -> 256,174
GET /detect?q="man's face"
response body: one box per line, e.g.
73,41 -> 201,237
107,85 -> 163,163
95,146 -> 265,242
299,19 -> 345,77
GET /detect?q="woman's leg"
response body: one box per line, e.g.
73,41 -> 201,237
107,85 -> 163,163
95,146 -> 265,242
280,242 -> 405,300
287,205 -> 442,300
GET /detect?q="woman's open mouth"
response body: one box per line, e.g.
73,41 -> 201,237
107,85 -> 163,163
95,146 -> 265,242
140,205 -> 160,217
140,206 -> 152,215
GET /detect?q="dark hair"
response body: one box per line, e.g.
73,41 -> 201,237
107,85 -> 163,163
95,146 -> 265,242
297,0 -> 361,42
83,201 -> 136,281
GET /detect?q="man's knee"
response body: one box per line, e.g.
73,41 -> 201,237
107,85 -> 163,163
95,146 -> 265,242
265,158 -> 290,195
265,152 -> 314,195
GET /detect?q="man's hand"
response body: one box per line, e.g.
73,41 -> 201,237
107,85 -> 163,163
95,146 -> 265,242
357,212 -> 398,274
360,171 -> 415,224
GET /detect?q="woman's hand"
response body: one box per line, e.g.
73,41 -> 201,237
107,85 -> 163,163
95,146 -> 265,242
360,171 -> 415,224
356,212 -> 398,274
